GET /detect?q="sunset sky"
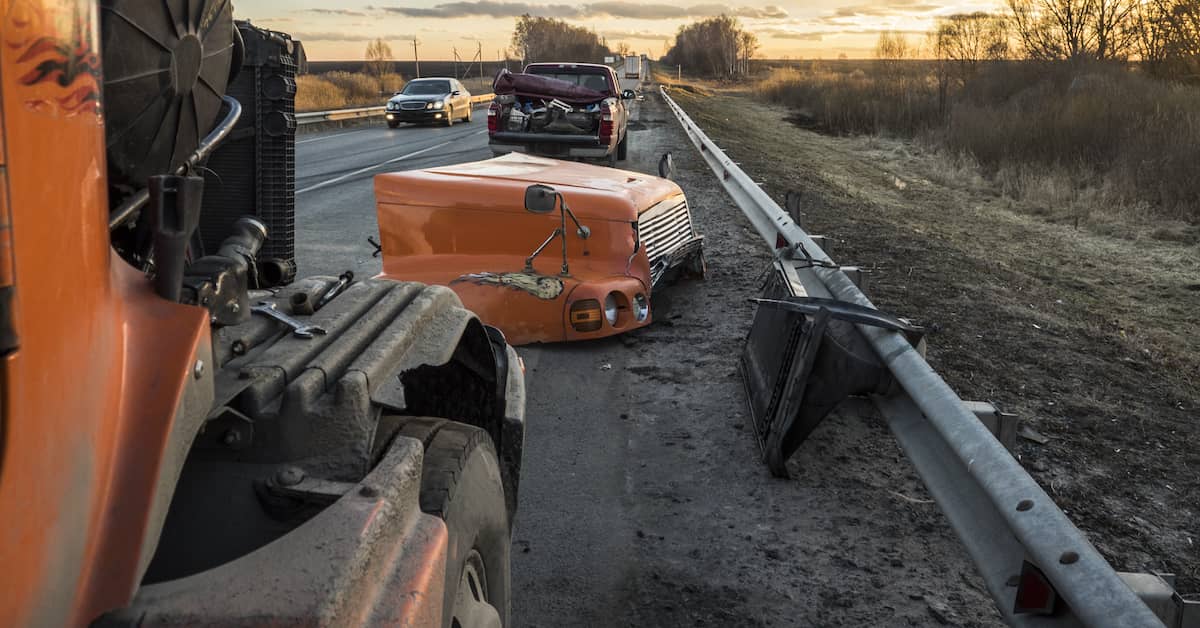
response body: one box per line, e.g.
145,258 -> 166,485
236,0 -> 1005,60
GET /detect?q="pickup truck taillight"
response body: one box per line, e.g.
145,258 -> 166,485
599,103 -> 614,144
487,102 -> 500,135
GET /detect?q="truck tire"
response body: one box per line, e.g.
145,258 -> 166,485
616,133 -> 628,161
402,419 -> 510,628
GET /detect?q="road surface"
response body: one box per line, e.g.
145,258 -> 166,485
292,85 -> 1003,627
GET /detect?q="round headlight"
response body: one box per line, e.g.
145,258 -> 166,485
433,100 -> 444,109
604,293 -> 619,326
633,293 -> 649,322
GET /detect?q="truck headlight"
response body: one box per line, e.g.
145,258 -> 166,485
604,293 -> 620,326
633,293 -> 649,321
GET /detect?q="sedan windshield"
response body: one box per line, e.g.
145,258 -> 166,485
402,80 -> 451,95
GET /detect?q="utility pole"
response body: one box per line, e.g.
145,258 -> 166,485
412,38 -> 421,78
452,45 -> 459,79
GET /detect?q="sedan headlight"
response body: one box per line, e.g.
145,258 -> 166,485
428,100 -> 444,110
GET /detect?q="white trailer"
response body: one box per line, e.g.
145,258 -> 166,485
623,55 -> 641,79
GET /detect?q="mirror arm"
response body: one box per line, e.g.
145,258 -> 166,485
525,228 -> 563,273
557,194 -> 591,239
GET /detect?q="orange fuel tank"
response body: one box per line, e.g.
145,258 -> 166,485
375,153 -> 704,345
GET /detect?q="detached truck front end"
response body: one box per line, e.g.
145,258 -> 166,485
375,154 -> 704,345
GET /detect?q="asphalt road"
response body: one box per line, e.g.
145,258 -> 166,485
294,109 -> 492,279
292,83 -> 1001,627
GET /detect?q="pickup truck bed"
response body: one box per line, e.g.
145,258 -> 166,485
488,63 -> 632,165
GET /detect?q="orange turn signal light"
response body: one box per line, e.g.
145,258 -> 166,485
570,299 -> 603,332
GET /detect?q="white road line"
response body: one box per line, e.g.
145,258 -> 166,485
296,129 -> 486,195
297,129 -> 370,145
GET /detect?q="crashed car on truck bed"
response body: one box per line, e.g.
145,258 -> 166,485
487,65 -> 634,165
374,153 -> 705,345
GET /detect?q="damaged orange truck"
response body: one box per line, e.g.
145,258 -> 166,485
2,3 -> 521,627
375,154 -> 706,345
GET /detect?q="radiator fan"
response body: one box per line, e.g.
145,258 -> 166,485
101,0 -> 237,189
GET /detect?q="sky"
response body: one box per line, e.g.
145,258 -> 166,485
234,0 -> 1005,60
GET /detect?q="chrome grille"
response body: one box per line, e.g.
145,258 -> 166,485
639,196 -> 694,265
399,101 -> 427,111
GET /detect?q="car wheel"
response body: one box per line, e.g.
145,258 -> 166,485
399,419 -> 511,628
465,105 -> 473,123
445,107 -> 454,127
387,121 -> 400,129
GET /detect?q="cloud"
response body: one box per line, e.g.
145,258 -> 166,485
818,2 -> 942,22
367,2 -> 787,20
289,30 -> 415,42
600,29 -> 674,41
298,8 -> 369,16
758,28 -> 824,40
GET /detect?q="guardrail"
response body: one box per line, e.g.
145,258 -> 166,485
295,93 -> 494,126
659,85 -> 1192,628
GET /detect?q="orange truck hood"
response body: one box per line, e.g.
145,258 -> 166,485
375,154 -> 685,344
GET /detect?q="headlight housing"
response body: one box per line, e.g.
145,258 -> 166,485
633,293 -> 649,322
429,100 -> 444,110
604,293 -> 619,326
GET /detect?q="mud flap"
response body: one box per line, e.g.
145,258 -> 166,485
740,289 -> 923,478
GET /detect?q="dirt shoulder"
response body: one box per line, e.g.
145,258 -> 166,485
667,85 -> 1200,591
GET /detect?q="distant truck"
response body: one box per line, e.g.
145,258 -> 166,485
624,55 -> 641,79
488,63 -> 635,166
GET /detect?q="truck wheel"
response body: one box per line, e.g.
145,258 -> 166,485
445,107 -> 455,127
617,134 -> 628,161
404,419 -> 510,628
607,149 -> 618,167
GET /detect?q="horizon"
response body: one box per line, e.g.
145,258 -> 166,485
235,1 -> 1008,61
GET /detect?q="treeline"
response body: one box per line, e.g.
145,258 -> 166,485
511,15 -> 610,64
929,0 -> 1200,83
662,16 -> 758,78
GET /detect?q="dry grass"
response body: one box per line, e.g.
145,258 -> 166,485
752,62 -> 1200,225
295,71 -> 405,112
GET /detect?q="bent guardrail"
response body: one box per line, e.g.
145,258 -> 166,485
296,93 -> 494,126
660,85 -> 1195,628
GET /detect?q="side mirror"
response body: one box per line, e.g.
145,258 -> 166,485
621,89 -> 635,100
524,184 -> 557,214
451,90 -> 461,96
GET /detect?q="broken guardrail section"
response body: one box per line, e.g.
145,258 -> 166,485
660,84 -> 1198,628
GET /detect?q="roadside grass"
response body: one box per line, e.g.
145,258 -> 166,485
666,86 -> 1200,588
296,71 -> 495,112
751,62 -> 1200,230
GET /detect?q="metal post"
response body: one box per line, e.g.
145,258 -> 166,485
412,39 -> 420,78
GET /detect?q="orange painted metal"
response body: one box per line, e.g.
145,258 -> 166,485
375,153 -> 684,344
0,2 -> 209,625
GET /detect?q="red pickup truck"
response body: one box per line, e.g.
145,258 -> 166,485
487,62 -> 635,166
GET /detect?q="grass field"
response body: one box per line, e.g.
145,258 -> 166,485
296,62 -> 504,112
749,60 -> 1200,228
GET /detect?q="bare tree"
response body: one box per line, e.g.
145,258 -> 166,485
934,13 -> 1010,82
875,31 -> 910,59
662,15 -> 757,78
1007,0 -> 1137,60
364,38 -> 393,95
